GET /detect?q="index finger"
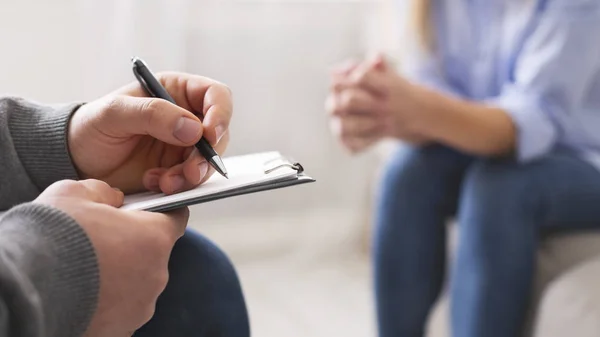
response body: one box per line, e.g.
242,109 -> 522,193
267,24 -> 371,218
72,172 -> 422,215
329,59 -> 359,77
193,81 -> 233,146
117,72 -> 233,146
334,62 -> 388,96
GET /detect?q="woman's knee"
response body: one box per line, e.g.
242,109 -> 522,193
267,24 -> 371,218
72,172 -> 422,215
458,159 -> 540,247
380,144 -> 469,192
460,159 -> 539,210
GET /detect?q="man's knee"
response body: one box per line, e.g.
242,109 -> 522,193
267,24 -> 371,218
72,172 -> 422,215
168,230 -> 248,317
170,230 -> 241,286
138,230 -> 250,336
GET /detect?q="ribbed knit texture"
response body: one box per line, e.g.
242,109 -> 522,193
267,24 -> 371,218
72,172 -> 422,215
0,97 -> 99,337
5,97 -> 81,191
0,204 -> 99,337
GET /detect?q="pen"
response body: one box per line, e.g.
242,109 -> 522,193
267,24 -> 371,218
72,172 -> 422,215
131,57 -> 229,179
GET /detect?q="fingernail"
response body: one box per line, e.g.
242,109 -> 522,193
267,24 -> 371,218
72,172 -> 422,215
215,124 -> 226,144
112,187 -> 122,193
170,175 -> 186,193
174,117 -> 202,143
199,161 -> 209,181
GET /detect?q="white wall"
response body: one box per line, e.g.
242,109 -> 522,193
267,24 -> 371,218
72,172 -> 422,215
181,2 -> 379,221
0,1 -> 84,102
0,0 -> 397,222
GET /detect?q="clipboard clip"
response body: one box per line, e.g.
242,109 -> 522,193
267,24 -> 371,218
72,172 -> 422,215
263,156 -> 304,174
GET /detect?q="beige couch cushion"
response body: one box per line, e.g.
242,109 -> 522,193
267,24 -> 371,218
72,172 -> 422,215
532,257 -> 600,337
427,226 -> 600,337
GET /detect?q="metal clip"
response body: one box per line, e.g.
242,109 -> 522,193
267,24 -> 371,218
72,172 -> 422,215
264,157 -> 304,174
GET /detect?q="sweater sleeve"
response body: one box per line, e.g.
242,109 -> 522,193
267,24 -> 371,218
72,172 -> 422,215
0,97 -> 83,210
0,203 -> 99,337
0,97 -> 98,336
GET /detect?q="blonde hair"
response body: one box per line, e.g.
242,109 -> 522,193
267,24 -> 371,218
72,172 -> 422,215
410,0 -> 434,52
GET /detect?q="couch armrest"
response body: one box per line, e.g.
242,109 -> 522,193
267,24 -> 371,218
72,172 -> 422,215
533,256 -> 600,337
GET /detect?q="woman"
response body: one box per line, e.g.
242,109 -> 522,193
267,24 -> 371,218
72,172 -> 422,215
327,0 -> 600,336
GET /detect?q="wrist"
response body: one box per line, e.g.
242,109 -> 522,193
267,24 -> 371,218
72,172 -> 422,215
406,84 -> 444,137
66,104 -> 90,180
416,90 -> 516,156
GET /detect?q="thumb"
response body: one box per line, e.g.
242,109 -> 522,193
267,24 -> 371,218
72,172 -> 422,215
100,95 -> 203,146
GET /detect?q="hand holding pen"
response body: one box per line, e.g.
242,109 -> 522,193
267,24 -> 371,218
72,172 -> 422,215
67,60 -> 232,195
132,57 -> 229,179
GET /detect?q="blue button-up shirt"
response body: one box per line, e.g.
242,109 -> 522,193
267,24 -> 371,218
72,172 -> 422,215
401,0 -> 600,166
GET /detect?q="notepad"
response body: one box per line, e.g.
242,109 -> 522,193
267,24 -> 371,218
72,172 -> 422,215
121,151 -> 315,212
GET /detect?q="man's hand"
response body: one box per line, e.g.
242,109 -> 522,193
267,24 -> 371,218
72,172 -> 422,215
68,72 -> 232,195
326,55 -> 431,153
34,179 -> 188,336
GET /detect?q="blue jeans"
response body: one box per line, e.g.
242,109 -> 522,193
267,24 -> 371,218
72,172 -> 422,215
374,144 -> 600,337
134,229 -> 250,337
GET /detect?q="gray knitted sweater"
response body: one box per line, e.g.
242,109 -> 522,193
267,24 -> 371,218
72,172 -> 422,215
0,97 -> 98,337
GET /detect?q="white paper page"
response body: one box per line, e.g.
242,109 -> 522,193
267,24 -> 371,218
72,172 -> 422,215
121,151 -> 299,211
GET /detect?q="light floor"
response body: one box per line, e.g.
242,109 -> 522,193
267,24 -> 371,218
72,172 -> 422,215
190,208 -> 378,337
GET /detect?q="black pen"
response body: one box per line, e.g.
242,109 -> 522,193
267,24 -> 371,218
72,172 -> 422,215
131,57 -> 228,179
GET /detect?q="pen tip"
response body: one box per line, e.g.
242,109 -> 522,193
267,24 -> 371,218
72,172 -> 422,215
210,155 -> 229,179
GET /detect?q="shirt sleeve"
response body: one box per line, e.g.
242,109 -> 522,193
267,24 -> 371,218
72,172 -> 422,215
400,53 -> 464,98
397,0 -> 465,99
487,1 -> 600,162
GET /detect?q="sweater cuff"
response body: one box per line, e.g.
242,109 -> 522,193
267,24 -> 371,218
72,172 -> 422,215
7,98 -> 83,190
0,203 -> 98,336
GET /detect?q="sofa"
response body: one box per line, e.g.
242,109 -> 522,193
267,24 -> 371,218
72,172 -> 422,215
426,228 -> 600,337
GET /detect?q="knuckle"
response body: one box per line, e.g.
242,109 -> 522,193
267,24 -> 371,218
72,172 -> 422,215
353,71 -> 366,84
139,305 -> 157,327
179,207 -> 190,223
83,179 -> 112,193
341,137 -> 357,152
215,81 -> 232,96
340,92 -> 354,109
224,84 -> 233,96
154,71 -> 169,83
154,71 -> 179,86
102,95 -> 126,114
154,231 -> 175,254
140,98 -> 160,115
347,93 -> 359,107
331,82 -> 342,92
338,121 -> 351,138
155,270 -> 170,292
140,99 -> 164,127
81,178 -> 108,187
51,179 -> 83,194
